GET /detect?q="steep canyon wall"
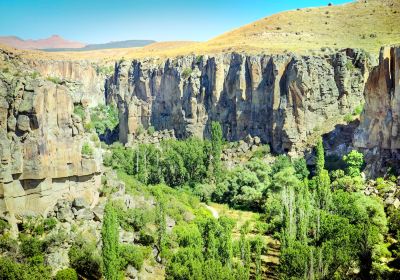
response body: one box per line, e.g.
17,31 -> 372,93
354,46 -> 400,175
107,50 -> 368,154
0,49 -> 102,220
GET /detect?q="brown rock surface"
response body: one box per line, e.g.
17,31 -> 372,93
354,46 -> 400,175
0,48 -> 101,219
107,50 -> 368,154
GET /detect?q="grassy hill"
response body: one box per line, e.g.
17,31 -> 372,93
2,0 -> 400,61
201,0 -> 400,54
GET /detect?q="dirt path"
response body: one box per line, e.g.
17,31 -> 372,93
202,203 -> 219,218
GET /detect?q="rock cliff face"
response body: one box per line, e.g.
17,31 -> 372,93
107,50 -> 368,154
354,46 -> 400,175
27,59 -> 106,107
0,49 -> 102,220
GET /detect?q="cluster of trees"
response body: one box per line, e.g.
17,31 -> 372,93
104,122 -> 223,187
74,104 -> 119,142
264,139 -> 394,279
166,217 -> 265,280
0,217 -> 69,279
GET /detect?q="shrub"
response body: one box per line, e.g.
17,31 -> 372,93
20,235 -> 44,258
196,55 -> 203,64
0,234 -> 18,254
193,183 -> 216,203
96,65 -> 114,76
0,219 -> 9,234
30,71 -> 40,79
81,142 -> 93,157
119,244 -> 147,270
0,258 -> 28,280
89,105 -> 119,135
138,230 -> 155,246
343,150 -> 364,177
73,104 -> 86,120
118,207 -> 155,232
251,145 -> 270,159
147,126 -> 155,135
55,268 -> 78,280
181,68 -> 193,79
46,76 -> 62,84
68,238 -> 102,279
353,103 -> 364,116
344,114 -> 353,123
43,217 -> 57,231
345,61 -> 355,72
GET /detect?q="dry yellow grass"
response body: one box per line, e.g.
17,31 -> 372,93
2,0 -> 399,61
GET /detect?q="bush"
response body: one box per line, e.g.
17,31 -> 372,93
343,150 -> 364,177
43,217 -> 57,231
181,68 -> 193,79
193,184 -> 216,203
89,105 -> 119,135
81,142 -> 93,157
345,61 -> 355,72
0,219 -> 9,234
46,76 -> 62,84
251,145 -> 270,159
0,257 -> 25,280
55,268 -> 78,280
73,104 -> 86,120
119,244 -> 148,270
118,207 -> 155,232
147,126 -> 155,135
20,235 -> 44,258
138,230 -> 155,246
0,234 -> 18,254
353,103 -> 364,116
68,237 -> 102,279
344,114 -> 353,123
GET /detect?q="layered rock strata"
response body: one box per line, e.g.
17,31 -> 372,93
107,50 -> 368,154
0,49 -> 102,219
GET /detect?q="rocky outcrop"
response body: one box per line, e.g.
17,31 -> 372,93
354,46 -> 400,175
0,49 -> 102,220
107,49 -> 368,154
27,59 -> 107,107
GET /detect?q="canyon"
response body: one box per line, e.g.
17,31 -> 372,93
0,44 -> 399,221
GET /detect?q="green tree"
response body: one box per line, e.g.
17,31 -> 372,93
315,137 -> 325,176
253,236 -> 263,280
343,150 -> 364,177
211,121 -> 223,181
102,202 -> 119,280
155,194 -> 167,262
55,268 -> 78,280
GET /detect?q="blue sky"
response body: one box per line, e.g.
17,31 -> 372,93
0,0 -> 352,44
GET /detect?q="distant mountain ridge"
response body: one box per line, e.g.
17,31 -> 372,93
42,40 -> 156,52
0,35 -> 85,50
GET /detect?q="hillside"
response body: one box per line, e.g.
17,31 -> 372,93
0,35 -> 85,50
41,39 -> 156,52
3,0 -> 399,61
202,0 -> 400,54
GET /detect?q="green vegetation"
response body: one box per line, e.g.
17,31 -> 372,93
181,68 -> 193,79
81,142 -> 93,157
73,104 -> 86,120
46,76 -> 63,84
211,121 -> 223,181
68,236 -> 102,279
89,105 -> 119,135
95,65 -> 114,76
102,202 -> 119,280
345,60 -> 355,71
55,268 -> 78,280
